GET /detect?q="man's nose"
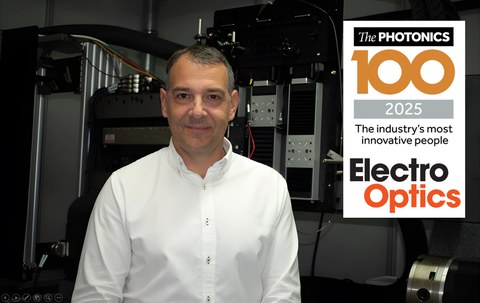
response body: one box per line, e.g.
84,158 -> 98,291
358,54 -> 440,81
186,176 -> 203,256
190,97 -> 206,119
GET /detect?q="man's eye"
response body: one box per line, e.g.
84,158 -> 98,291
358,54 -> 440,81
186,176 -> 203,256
207,95 -> 221,101
176,93 -> 190,100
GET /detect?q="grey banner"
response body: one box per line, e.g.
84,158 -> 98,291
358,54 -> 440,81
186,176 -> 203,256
354,99 -> 453,119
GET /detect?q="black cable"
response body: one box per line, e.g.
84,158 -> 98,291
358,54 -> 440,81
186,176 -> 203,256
67,35 -> 120,79
295,0 -> 343,106
84,54 -> 119,79
38,24 -> 184,60
85,87 -> 111,175
310,211 -> 325,277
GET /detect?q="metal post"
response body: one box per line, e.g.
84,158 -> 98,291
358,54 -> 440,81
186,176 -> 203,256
142,0 -> 159,74
77,42 -> 120,196
23,68 -> 48,268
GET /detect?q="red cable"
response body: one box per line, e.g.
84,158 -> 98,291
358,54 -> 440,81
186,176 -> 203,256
246,124 -> 255,159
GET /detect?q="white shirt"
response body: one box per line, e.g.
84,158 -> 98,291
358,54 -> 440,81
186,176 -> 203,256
72,138 -> 301,303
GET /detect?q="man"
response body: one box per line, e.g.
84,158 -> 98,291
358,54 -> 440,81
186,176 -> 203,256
72,44 -> 301,302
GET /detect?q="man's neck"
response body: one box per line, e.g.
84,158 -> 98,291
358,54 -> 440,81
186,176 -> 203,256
175,144 -> 226,179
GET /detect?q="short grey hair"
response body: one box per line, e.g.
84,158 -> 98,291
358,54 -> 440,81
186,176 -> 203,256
165,44 -> 235,92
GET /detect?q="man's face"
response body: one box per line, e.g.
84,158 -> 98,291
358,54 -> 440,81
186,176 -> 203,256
160,56 -> 238,160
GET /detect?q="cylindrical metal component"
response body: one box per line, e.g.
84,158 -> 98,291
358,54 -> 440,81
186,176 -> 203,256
407,254 -> 480,303
407,255 -> 453,303
143,0 -> 159,35
142,0 -> 159,74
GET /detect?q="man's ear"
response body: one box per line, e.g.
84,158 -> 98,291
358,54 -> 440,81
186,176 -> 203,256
229,89 -> 239,121
160,87 -> 168,118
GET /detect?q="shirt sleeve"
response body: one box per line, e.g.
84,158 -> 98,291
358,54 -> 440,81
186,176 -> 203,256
261,179 -> 301,303
71,175 -> 131,302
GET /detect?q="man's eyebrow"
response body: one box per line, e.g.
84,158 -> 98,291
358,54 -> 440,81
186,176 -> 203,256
171,87 -> 191,93
205,88 -> 226,95
170,87 -> 227,96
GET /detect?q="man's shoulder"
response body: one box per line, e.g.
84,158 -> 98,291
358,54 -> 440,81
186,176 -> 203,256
231,152 -> 284,178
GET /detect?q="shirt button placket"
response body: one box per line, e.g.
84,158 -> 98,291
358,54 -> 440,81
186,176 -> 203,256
201,180 -> 215,303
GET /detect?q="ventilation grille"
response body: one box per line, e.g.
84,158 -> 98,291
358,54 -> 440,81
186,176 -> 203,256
288,84 -> 316,135
250,127 -> 275,167
286,167 -> 313,198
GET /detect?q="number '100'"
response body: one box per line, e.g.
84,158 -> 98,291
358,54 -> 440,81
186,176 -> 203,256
352,49 -> 455,95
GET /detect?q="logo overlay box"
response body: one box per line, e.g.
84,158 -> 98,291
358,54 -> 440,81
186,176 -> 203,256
343,21 -> 465,218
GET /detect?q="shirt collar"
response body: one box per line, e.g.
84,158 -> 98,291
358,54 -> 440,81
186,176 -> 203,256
167,137 -> 233,179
